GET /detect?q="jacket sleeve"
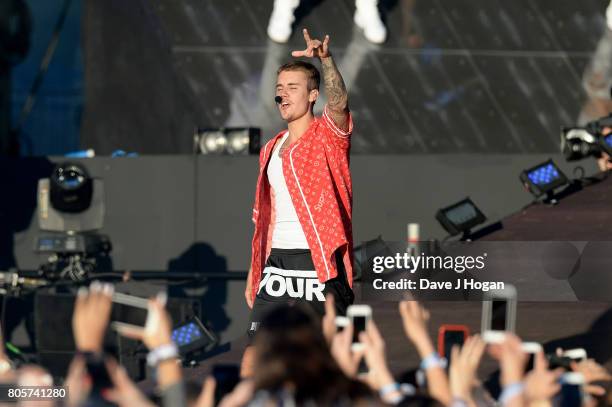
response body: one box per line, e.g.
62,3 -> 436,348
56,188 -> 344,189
252,143 -> 267,224
320,104 -> 353,150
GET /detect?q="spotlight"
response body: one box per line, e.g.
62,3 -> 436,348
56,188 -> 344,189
198,130 -> 227,154
436,197 -> 486,239
194,127 -> 260,155
171,317 -> 217,361
36,162 -> 111,281
519,159 -> 568,201
38,162 -> 105,232
561,128 -> 601,161
50,163 -> 93,213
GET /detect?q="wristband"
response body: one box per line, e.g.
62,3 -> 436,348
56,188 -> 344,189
379,382 -> 400,397
419,352 -> 447,370
499,381 -> 524,405
379,382 -> 403,404
380,382 -> 417,405
399,383 -> 416,396
451,398 -> 469,407
146,343 -> 179,367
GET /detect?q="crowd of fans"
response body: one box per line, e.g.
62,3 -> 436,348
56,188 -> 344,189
0,282 -> 610,406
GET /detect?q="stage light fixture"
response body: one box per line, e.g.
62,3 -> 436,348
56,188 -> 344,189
227,129 -> 251,154
50,163 -> 93,213
171,317 -> 217,359
519,159 -> 568,200
37,162 -> 110,281
198,130 -> 227,154
436,197 -> 486,239
560,114 -> 612,161
194,127 -> 260,155
38,162 -> 105,232
560,128 -> 600,161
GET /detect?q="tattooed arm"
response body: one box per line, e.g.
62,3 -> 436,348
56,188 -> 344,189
291,29 -> 350,132
320,55 -> 350,132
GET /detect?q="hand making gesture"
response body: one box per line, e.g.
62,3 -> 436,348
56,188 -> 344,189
291,29 -> 330,59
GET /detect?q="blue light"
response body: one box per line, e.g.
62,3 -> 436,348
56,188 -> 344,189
604,134 -> 612,147
172,321 -> 204,347
527,163 -> 559,185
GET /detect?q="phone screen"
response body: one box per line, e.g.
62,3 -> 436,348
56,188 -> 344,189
491,300 -> 507,331
443,331 -> 466,362
525,353 -> 535,373
547,354 -> 572,371
112,302 -> 148,326
352,315 -> 366,344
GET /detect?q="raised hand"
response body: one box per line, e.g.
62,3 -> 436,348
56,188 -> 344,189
195,377 -> 216,407
449,335 -> 486,402
115,293 -> 173,350
398,300 -> 434,356
571,358 -> 612,397
330,324 -> 363,377
488,333 -> 528,387
321,293 -> 337,345
291,29 -> 330,59
64,356 -> 91,407
399,300 -> 451,405
116,293 -> 181,390
104,358 -> 156,407
524,351 -> 562,403
359,320 -> 394,391
72,282 -> 114,352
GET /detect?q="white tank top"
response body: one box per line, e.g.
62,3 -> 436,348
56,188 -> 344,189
266,132 -> 309,249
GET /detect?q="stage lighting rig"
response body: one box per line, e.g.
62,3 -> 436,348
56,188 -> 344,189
36,162 -> 111,281
519,159 -> 569,203
194,127 -> 261,155
436,197 -> 486,240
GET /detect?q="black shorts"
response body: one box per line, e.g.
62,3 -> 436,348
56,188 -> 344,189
247,248 -> 354,339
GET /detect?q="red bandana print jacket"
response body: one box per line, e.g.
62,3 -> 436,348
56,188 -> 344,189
249,105 -> 354,301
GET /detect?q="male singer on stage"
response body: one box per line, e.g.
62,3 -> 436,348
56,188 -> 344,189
244,28 -> 355,345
